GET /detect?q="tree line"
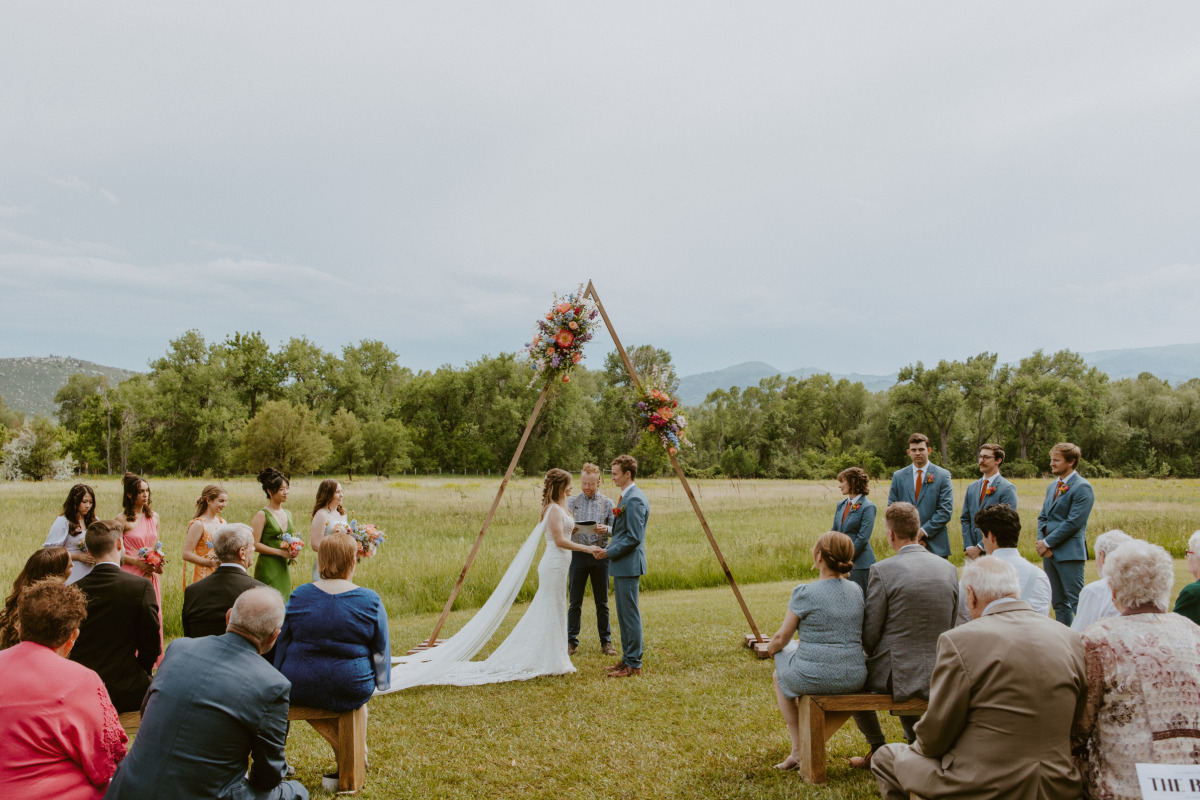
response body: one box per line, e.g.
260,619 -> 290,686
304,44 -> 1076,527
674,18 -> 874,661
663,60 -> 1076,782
2,330 -> 1198,480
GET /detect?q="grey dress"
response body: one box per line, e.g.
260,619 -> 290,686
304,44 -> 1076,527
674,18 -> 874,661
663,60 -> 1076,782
774,577 -> 867,698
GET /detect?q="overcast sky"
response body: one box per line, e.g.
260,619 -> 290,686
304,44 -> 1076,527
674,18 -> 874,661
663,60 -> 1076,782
3,2 -> 1199,377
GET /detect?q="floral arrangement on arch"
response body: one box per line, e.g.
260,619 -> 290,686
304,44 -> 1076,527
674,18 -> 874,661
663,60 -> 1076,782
329,519 -> 387,559
524,285 -> 600,387
634,367 -> 692,454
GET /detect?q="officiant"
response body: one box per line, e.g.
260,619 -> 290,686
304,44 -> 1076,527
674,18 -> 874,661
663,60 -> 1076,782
566,463 -> 617,656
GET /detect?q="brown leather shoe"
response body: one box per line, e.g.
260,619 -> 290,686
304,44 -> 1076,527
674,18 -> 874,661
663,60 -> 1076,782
601,642 -> 617,656
605,660 -> 627,672
849,749 -> 876,770
607,664 -> 641,678
568,644 -> 578,656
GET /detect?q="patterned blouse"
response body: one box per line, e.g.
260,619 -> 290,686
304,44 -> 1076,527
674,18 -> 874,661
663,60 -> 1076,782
566,491 -> 615,546
1071,611 -> 1200,800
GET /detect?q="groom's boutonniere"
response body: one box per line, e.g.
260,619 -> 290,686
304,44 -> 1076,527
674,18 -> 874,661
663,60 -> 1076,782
1056,482 -> 1070,497
850,501 -> 862,512
613,505 -> 624,517
985,484 -> 997,497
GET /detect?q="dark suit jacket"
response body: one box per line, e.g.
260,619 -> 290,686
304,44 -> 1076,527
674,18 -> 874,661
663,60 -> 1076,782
105,633 -> 296,800
70,562 -> 160,713
182,565 -> 265,638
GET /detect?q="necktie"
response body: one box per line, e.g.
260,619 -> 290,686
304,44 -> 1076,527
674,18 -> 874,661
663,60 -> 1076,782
914,469 -> 923,502
1056,479 -> 1065,500
979,480 -> 988,504
841,502 -> 851,525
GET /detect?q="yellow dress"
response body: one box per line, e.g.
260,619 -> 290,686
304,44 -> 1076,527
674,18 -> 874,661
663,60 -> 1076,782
184,516 -> 224,586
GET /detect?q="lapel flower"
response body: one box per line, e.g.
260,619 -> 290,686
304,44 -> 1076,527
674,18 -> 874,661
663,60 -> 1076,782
924,472 -> 935,485
1056,482 -> 1070,497
613,505 -> 624,517
850,502 -> 862,512
985,484 -> 997,497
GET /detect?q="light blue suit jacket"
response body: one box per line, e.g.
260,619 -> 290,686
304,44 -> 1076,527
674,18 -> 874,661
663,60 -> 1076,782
960,475 -> 1019,551
888,463 -> 954,558
607,485 -> 649,578
833,496 -> 877,571
1036,473 -> 1095,562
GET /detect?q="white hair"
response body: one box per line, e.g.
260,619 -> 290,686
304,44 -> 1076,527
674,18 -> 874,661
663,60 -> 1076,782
1189,530 -> 1200,555
1094,529 -> 1133,558
228,587 -> 285,643
213,523 -> 254,562
961,555 -> 1020,605
1105,540 -> 1174,611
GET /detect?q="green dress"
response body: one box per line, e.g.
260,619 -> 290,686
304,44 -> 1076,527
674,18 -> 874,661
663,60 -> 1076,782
254,507 -> 293,601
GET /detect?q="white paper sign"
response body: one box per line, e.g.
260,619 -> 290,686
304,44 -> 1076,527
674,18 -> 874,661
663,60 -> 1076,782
1137,763 -> 1200,799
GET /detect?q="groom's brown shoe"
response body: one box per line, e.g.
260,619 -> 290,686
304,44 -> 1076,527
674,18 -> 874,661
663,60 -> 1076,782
605,660 -> 626,672
607,664 -> 641,678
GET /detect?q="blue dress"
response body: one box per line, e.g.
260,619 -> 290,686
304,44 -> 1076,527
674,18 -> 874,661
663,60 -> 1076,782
274,583 -> 391,712
773,578 -> 867,698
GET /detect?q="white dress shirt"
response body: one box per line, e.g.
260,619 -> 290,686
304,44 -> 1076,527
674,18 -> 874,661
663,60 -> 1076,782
958,548 -> 1053,623
1071,576 -> 1120,632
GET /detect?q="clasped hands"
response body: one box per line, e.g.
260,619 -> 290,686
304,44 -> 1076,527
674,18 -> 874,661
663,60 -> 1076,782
1034,540 -> 1053,558
587,546 -> 608,560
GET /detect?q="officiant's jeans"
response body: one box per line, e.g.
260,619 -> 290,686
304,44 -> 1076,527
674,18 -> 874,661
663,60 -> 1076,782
567,552 -> 611,646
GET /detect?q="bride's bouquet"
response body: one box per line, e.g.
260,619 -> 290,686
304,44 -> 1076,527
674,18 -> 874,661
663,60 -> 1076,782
635,367 -> 693,454
524,285 -> 600,387
329,520 -> 387,559
280,532 -> 305,560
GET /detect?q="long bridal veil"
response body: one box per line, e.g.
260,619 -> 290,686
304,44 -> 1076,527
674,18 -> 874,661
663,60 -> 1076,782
376,513 -> 574,691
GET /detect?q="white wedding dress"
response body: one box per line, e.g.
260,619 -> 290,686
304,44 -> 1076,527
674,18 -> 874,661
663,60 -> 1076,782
376,504 -> 575,691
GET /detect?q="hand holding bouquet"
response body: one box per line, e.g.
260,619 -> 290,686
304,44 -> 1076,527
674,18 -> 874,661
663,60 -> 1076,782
330,520 -> 387,559
137,542 -> 167,576
280,532 -> 304,561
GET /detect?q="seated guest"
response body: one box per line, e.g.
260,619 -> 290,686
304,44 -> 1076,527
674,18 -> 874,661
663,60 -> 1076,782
871,557 -> 1087,800
850,502 -> 959,770
1071,529 -> 1134,631
0,580 -> 128,800
275,532 -> 391,712
955,503 -> 1051,623
182,523 -> 265,638
70,521 -> 160,714
766,531 -> 867,771
1072,540 -> 1200,799
1,546 -> 72,649
1173,529 -> 1200,625
106,587 -> 308,800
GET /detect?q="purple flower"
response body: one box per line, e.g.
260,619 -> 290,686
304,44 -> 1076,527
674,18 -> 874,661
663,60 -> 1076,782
550,355 -> 561,367
637,402 -> 647,409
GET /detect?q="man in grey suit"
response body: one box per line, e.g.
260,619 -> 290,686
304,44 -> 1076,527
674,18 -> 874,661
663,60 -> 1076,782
850,502 -> 959,770
960,443 -> 1019,560
887,433 -> 954,558
106,587 -> 309,800
871,556 -> 1087,800
1035,442 -> 1095,625
597,454 -> 649,678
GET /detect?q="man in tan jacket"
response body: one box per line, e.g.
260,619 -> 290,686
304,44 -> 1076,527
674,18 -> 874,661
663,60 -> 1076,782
871,556 -> 1087,800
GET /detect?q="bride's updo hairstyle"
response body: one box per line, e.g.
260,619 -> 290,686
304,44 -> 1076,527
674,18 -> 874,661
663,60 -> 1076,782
813,531 -> 856,575
257,467 -> 289,499
541,468 -> 572,508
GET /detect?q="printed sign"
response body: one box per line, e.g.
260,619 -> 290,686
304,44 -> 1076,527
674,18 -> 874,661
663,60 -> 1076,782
1137,764 -> 1200,799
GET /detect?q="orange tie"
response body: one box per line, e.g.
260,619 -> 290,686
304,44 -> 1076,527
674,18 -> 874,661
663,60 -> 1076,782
1056,479 -> 1065,500
841,502 -> 851,525
979,480 -> 988,504
914,470 -> 923,502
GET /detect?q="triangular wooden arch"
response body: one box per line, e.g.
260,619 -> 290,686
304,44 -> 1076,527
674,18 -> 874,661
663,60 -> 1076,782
421,280 -> 766,654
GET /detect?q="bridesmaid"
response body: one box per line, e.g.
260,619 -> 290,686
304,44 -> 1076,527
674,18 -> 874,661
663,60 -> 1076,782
182,484 -> 227,586
42,484 -> 97,584
309,479 -> 348,581
832,467 -> 877,596
119,472 -> 164,652
251,468 -> 296,601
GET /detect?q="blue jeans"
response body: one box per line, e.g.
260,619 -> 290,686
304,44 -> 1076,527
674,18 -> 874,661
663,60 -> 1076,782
567,552 -> 611,647
1044,558 -> 1085,626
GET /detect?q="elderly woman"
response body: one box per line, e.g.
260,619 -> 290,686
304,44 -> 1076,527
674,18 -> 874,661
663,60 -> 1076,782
1174,530 -> 1200,625
1,547 -> 73,649
275,532 -> 391,712
0,580 -> 127,799
1072,540 -> 1200,799
766,531 -> 867,771
1070,529 -> 1134,632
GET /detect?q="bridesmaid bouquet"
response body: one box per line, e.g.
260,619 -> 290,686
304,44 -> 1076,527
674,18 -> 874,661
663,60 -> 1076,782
330,520 -> 387,559
138,542 -> 167,570
524,285 -> 600,387
280,533 -> 305,560
634,366 -> 693,454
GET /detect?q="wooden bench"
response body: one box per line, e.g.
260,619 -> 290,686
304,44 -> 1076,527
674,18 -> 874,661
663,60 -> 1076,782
793,694 -> 928,784
121,705 -> 367,794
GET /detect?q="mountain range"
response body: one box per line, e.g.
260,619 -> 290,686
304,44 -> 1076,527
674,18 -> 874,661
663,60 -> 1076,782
0,357 -> 137,419
675,343 -> 1200,405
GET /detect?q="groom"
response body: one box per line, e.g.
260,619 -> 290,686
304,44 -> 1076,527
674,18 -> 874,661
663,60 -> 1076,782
597,454 -> 649,678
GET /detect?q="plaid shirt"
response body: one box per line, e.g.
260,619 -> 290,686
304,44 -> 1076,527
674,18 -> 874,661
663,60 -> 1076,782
567,491 -> 615,546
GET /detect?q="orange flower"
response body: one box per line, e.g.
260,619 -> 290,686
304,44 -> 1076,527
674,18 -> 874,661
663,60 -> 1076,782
648,423 -> 656,431
572,353 -> 582,364
659,407 -> 674,420
668,446 -> 677,455
562,374 -> 571,383
555,302 -> 573,314
569,321 -> 578,330
555,330 -> 575,348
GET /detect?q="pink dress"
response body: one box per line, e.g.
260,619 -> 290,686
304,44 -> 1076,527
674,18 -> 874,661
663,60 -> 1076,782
121,514 -> 163,660
0,641 -> 127,800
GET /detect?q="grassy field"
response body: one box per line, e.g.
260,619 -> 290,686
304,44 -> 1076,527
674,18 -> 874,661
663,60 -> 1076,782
1,476 -> 1196,798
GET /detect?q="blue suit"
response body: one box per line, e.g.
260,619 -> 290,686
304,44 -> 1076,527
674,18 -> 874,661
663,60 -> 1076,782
887,464 -> 954,558
833,496 -> 876,595
1036,472 -> 1095,626
105,633 -> 308,800
960,475 -> 1019,553
607,484 -> 649,669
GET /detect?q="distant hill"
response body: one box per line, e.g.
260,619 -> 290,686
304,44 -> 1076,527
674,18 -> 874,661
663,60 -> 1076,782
0,357 -> 138,419
676,344 -> 1200,405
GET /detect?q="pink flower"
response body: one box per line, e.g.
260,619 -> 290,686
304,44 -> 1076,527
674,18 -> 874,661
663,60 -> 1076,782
555,330 -> 575,348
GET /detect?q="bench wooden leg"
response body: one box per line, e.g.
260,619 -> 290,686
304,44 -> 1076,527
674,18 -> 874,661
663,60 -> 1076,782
795,695 -> 826,784
336,704 -> 367,792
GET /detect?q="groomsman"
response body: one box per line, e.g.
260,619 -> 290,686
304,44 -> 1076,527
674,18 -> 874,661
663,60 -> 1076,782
887,433 -> 954,559
1035,443 -> 1095,626
960,444 -> 1018,560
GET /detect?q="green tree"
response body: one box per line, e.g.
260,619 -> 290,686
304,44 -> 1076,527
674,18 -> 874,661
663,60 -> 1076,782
891,360 -> 962,464
955,353 -> 998,456
222,331 -> 280,418
237,400 -> 331,475
325,408 -> 364,477
1,417 -> 70,480
995,350 -> 1108,463
360,418 -> 412,476
278,337 -> 338,413
0,394 -> 24,447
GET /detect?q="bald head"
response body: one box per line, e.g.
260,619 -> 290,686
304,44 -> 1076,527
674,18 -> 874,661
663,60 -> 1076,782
227,587 -> 285,652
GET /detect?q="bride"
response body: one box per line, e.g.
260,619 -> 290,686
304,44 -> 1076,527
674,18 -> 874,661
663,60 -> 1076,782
377,468 -> 604,690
